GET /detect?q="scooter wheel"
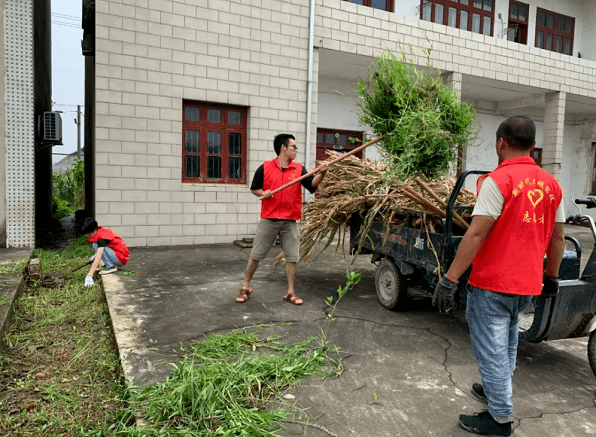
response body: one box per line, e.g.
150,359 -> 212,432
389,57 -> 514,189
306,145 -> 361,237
588,329 -> 596,379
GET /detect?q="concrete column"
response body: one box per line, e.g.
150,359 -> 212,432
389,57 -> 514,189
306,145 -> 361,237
443,71 -> 463,175
0,0 -> 7,246
442,71 -> 462,101
542,91 -> 566,180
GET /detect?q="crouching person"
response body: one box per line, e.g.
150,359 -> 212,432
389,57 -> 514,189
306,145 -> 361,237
82,217 -> 130,287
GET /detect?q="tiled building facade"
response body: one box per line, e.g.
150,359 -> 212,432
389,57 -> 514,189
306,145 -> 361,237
95,0 -> 596,247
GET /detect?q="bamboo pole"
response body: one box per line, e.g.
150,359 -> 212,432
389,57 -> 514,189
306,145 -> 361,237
402,187 -> 468,230
269,135 -> 385,196
414,177 -> 469,230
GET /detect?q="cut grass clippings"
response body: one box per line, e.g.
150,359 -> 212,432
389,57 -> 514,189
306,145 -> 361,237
0,235 -> 348,436
111,327 -> 343,436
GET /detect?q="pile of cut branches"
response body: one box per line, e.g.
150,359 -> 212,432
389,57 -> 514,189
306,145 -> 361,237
288,152 -> 476,264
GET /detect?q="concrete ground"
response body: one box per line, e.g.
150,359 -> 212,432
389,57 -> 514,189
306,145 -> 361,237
102,225 -> 596,437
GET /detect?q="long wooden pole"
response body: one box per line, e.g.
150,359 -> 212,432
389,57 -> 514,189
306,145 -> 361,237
402,187 -> 468,230
414,177 -> 469,230
269,135 -> 385,196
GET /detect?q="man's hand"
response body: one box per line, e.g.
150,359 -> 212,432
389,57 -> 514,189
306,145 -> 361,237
541,274 -> 559,298
258,190 -> 273,201
432,277 -> 458,312
84,276 -> 94,287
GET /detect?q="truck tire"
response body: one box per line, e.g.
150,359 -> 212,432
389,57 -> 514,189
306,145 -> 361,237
375,258 -> 407,311
588,330 -> 596,378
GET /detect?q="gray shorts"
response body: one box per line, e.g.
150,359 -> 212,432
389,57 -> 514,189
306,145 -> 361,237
250,219 -> 300,263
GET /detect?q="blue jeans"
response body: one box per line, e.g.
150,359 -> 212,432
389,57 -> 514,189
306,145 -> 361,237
92,243 -> 123,269
466,285 -> 532,423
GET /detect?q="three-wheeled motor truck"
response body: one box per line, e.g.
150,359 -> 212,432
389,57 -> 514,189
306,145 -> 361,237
349,170 -> 596,378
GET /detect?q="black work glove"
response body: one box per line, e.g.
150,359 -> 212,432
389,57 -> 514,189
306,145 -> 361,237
541,274 -> 559,298
432,277 -> 458,312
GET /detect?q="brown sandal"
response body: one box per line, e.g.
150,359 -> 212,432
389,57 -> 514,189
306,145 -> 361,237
236,287 -> 252,303
283,293 -> 303,305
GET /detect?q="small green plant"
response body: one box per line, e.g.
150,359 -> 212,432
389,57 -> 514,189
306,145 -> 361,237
52,158 -> 84,218
322,269 -> 363,346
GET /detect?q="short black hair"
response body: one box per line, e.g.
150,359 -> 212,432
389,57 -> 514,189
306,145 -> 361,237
81,217 -> 99,234
496,116 -> 536,151
273,134 -> 295,156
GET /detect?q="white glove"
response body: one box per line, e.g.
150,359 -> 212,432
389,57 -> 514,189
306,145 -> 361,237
89,255 -> 96,262
84,276 -> 94,287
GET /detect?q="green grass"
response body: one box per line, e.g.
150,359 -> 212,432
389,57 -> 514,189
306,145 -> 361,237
0,237 -> 352,436
111,327 -> 343,436
0,235 -> 125,436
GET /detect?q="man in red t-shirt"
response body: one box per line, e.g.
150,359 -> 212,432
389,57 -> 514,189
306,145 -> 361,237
433,116 -> 565,436
82,217 -> 130,287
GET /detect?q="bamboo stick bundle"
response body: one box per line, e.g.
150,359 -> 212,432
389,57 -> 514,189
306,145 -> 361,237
273,151 -> 477,265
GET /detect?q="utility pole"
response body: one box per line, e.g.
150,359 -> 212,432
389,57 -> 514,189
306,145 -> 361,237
76,105 -> 82,159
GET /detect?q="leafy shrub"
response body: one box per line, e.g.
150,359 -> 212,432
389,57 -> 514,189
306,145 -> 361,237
357,49 -> 477,180
52,159 -> 84,218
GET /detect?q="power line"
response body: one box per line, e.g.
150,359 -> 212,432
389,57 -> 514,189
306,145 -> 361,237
53,21 -> 81,29
52,13 -> 80,21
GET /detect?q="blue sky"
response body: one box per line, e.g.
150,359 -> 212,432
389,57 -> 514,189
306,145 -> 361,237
51,0 -> 85,164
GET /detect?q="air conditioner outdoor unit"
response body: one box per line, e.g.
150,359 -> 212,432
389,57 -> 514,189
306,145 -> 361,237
43,112 -> 63,144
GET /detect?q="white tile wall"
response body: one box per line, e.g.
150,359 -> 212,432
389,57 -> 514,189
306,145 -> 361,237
97,0 -> 596,247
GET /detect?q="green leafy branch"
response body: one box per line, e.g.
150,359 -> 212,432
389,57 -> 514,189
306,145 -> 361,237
321,269 -> 363,347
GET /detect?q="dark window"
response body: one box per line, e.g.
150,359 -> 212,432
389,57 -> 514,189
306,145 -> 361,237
344,0 -> 394,12
316,128 -> 364,161
507,1 -> 528,44
530,148 -> 542,166
182,101 -> 247,184
535,8 -> 574,56
421,0 -> 494,36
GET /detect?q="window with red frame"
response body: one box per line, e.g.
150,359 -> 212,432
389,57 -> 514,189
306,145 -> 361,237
344,0 -> 394,12
507,1 -> 529,44
535,8 -> 574,56
182,101 -> 247,184
421,0 -> 494,36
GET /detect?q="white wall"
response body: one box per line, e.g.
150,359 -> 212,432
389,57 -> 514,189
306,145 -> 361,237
577,2 -> 596,61
394,0 -> 420,17
465,111 -> 592,221
317,74 -> 383,160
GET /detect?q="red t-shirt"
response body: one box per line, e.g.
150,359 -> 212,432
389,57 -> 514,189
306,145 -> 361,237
87,227 -> 130,265
469,156 -> 562,296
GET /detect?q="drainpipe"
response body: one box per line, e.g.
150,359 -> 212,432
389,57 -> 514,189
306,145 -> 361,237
304,0 -> 316,202
305,0 -> 316,173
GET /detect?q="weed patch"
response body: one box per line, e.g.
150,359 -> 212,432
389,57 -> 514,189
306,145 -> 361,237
0,237 -> 125,436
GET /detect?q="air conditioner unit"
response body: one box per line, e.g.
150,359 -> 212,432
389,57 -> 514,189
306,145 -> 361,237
43,112 -> 63,144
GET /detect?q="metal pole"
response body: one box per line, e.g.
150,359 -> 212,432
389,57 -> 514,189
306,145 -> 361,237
77,105 -> 81,159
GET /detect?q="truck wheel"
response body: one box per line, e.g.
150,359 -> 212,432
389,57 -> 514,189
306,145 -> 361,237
588,330 -> 596,378
375,258 -> 407,311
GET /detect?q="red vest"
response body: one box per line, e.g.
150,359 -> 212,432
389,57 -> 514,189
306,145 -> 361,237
88,227 -> 130,265
260,158 -> 303,221
468,156 -> 562,296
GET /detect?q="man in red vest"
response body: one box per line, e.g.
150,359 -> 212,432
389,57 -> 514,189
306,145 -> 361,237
236,134 -> 328,305
433,116 -> 565,436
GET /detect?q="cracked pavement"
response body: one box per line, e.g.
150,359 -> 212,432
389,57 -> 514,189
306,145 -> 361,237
102,237 -> 596,436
